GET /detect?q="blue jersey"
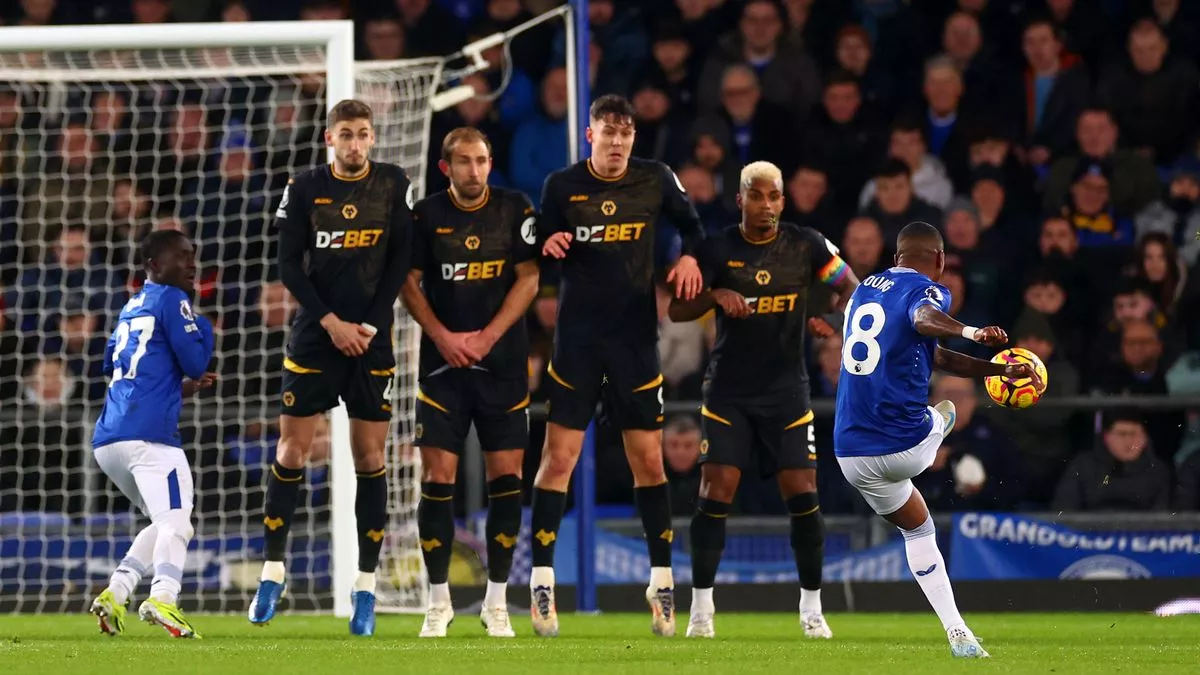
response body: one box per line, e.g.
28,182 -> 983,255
92,282 -> 214,449
833,267 -> 951,457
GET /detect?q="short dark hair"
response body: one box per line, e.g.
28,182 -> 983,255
664,414 -> 700,436
1113,276 -> 1154,299
824,69 -> 859,90
1103,409 -> 1146,432
890,115 -> 925,139
897,221 -> 944,250
140,229 -> 189,269
589,94 -> 635,124
875,157 -> 911,180
1023,15 -> 1060,40
328,98 -> 373,127
441,126 -> 492,162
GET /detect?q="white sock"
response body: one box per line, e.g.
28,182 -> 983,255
354,572 -> 376,594
484,580 -> 507,609
799,588 -> 822,615
430,582 -> 451,606
530,566 -> 555,589
650,566 -> 674,589
149,512 -> 192,605
109,524 -> 157,605
691,587 -> 714,614
902,517 -> 964,631
261,560 -> 286,584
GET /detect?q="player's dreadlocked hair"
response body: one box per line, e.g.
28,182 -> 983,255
140,229 -> 190,268
589,94 -> 635,124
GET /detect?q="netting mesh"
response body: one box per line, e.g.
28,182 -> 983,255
0,44 -> 439,613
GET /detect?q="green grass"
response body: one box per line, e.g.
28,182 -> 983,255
1,612 -> 1197,674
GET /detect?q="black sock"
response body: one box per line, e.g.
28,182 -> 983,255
356,467 -> 389,573
263,462 -> 304,562
485,475 -> 523,583
787,492 -> 824,591
690,498 -> 730,588
530,487 -> 567,567
418,482 -> 455,584
635,482 -> 674,568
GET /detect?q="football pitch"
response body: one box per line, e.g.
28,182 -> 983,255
1,612 -> 1196,674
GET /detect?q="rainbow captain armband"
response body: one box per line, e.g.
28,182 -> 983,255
818,256 -> 849,286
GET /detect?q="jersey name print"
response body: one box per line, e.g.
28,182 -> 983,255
833,267 -> 952,457
93,282 -> 215,448
541,157 -> 703,345
697,223 -> 844,401
412,186 -> 538,379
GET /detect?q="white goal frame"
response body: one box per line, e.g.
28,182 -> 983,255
0,20 -> 367,616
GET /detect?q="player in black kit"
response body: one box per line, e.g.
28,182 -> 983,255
530,95 -> 704,638
250,99 -> 413,637
668,161 -> 859,639
400,128 -> 539,638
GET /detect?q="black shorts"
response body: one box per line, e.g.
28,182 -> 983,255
700,390 -> 816,477
415,369 -> 529,454
280,347 -> 395,422
546,341 -> 663,431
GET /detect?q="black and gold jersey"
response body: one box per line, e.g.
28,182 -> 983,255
275,161 -> 414,358
541,157 -> 703,345
698,223 -> 850,401
412,186 -> 538,379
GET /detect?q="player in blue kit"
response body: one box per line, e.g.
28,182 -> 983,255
834,222 -> 1041,659
89,230 -> 217,638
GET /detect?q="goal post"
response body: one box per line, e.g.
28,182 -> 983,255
0,7 -> 587,617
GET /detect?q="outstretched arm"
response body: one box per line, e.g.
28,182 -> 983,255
912,304 -> 1006,345
934,346 -> 1009,378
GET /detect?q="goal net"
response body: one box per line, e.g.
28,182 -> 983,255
0,24 -> 439,614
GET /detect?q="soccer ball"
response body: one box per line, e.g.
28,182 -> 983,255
984,347 -> 1048,409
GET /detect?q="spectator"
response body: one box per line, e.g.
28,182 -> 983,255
859,157 -> 943,246
859,118 -> 953,211
220,0 -> 250,22
1092,319 -> 1184,463
1019,17 -> 1090,165
1135,158 -> 1200,265
21,356 -> 75,410
840,216 -> 886,281
692,64 -> 796,174
689,128 -> 742,215
696,0 -> 822,121
631,83 -> 690,168
0,358 -> 85,514
50,292 -> 107,402
6,225 -> 117,337
1148,0 -> 1200,64
967,164 -> 1029,258
394,0 -> 466,57
426,74 -> 511,193
662,415 -> 702,515
1043,0 -> 1108,72
299,0 -> 346,20
1129,232 -> 1188,316
471,0 -> 554,81
783,164 -> 838,238
676,164 -> 734,235
915,374 -> 1020,511
508,68 -> 568,203
21,121 -> 112,242
1089,279 -> 1172,372
555,0 -> 648,98
219,281 -> 292,403
130,0 -> 173,24
1052,412 -> 1171,512
1097,19 -> 1200,166
914,57 -> 974,191
833,24 -> 896,117
802,73 -> 885,216
1060,159 -> 1135,247
1021,271 -> 1082,367
993,309 -> 1082,506
965,121 -> 1036,212
361,14 -> 406,61
1043,108 -> 1161,217
942,11 -> 1018,122
644,19 -> 698,116
942,198 -> 1004,323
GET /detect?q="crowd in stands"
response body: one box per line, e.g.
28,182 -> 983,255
2,0 -> 1200,519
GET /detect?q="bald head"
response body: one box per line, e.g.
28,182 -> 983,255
895,221 -> 945,279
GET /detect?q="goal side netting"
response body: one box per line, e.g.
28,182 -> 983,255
0,32 -> 437,614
